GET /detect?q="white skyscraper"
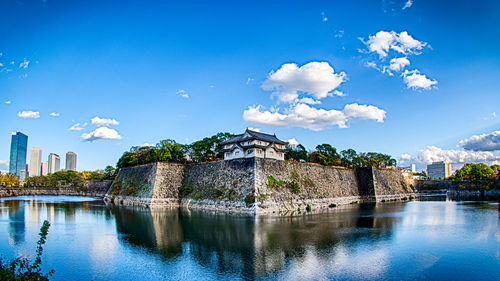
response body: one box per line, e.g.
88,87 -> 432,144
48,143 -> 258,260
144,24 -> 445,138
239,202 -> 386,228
48,153 -> 60,174
41,162 -> 49,176
65,151 -> 77,171
29,147 -> 42,177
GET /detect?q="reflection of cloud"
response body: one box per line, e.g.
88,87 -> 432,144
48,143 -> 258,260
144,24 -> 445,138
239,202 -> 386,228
90,235 -> 118,275
282,245 -> 388,280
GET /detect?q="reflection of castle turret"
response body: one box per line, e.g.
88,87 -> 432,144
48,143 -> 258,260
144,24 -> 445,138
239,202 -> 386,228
5,200 -> 26,245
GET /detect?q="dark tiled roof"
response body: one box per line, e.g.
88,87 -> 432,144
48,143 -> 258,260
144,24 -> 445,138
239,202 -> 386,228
220,129 -> 288,145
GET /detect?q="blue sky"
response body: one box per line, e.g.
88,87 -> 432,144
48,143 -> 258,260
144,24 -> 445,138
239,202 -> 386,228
1,0 -> 499,172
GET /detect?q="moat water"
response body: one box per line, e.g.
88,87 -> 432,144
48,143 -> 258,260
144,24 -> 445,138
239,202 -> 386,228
0,195 -> 499,280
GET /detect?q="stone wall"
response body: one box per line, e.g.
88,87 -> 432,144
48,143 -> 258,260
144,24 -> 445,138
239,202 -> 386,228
254,159 -> 413,214
104,159 -> 414,215
0,180 -> 112,197
181,159 -> 256,214
104,162 -> 184,207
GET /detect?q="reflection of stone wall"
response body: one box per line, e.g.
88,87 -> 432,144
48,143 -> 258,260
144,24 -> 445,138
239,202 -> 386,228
105,159 -> 414,214
0,180 -> 112,197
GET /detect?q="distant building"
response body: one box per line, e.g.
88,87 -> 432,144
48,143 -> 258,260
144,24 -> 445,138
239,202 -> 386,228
41,162 -> 49,176
410,164 -> 416,173
19,170 -> 27,182
427,161 -> 452,179
29,147 -> 42,177
9,132 -> 28,177
65,151 -> 77,171
48,153 -> 61,174
221,129 -> 288,161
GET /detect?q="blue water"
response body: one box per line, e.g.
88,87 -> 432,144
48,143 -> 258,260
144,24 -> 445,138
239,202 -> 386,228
0,195 -> 499,280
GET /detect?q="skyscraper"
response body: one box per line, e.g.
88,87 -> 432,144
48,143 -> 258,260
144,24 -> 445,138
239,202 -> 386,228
29,147 -> 42,177
41,162 -> 49,176
9,132 -> 28,177
65,151 -> 77,171
48,153 -> 60,174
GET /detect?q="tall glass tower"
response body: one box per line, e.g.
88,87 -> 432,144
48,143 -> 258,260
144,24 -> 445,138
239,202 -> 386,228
9,132 -> 28,177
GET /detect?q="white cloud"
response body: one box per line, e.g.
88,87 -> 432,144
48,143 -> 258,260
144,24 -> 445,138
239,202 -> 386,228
417,146 -> 496,164
141,142 -> 155,147
176,89 -> 189,99
246,77 -> 254,84
343,103 -> 386,122
402,0 -> 413,10
361,30 -> 427,58
81,127 -> 122,142
5,101 -> 11,104
91,116 -> 119,126
69,123 -> 86,131
334,30 -> 344,38
365,61 -> 379,70
321,12 -> 328,22
299,97 -> 322,105
49,112 -> 60,117
402,69 -> 437,90
209,85 -> 215,88
400,153 -> 412,161
262,62 -> 346,103
459,131 -> 500,151
17,111 -> 40,119
287,138 -> 300,147
19,59 -> 30,69
389,57 -> 410,72
243,102 -> 385,131
247,127 -> 261,132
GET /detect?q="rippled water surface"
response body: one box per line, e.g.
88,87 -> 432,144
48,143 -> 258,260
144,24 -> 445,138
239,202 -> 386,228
0,195 -> 499,280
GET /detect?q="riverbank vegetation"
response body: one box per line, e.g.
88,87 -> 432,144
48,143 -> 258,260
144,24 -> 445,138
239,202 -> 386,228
23,168 -> 115,190
116,132 -> 398,169
0,220 -> 54,280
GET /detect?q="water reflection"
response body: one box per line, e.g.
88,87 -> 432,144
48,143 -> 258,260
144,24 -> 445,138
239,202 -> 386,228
112,203 -> 405,279
0,196 -> 499,281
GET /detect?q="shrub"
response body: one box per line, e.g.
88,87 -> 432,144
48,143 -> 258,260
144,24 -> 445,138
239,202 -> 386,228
285,181 -> 300,194
305,204 -> 311,212
328,203 -> 337,208
178,186 -> 193,197
0,220 -> 54,280
194,193 -> 201,200
244,194 -> 255,205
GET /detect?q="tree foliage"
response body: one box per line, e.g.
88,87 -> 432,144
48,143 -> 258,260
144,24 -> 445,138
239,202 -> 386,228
117,139 -> 187,168
0,173 -> 20,187
452,163 -> 494,181
0,220 -> 54,280
187,132 -> 232,163
285,144 -> 307,161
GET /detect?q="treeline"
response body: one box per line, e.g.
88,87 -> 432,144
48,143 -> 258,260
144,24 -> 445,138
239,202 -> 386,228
117,133 -> 232,168
286,144 -> 397,168
450,163 -> 500,182
117,132 -> 397,169
24,167 -> 116,189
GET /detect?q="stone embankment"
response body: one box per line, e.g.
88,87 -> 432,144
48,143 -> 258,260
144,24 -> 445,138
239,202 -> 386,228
104,159 -> 415,215
0,180 -> 113,198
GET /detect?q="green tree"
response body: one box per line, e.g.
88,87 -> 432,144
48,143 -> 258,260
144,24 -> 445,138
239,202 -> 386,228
0,173 -> 20,187
188,132 -> 232,162
340,149 -> 360,168
285,144 -> 307,162
155,139 -> 186,163
453,163 -> 494,181
314,144 -> 341,166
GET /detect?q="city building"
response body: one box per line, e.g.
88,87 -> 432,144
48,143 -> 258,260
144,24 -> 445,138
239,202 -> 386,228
48,153 -> 61,174
410,164 -> 416,173
427,161 -> 453,179
29,147 -> 42,177
41,162 -> 49,176
65,151 -> 77,171
9,132 -> 28,177
19,170 -> 27,182
221,129 -> 288,160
